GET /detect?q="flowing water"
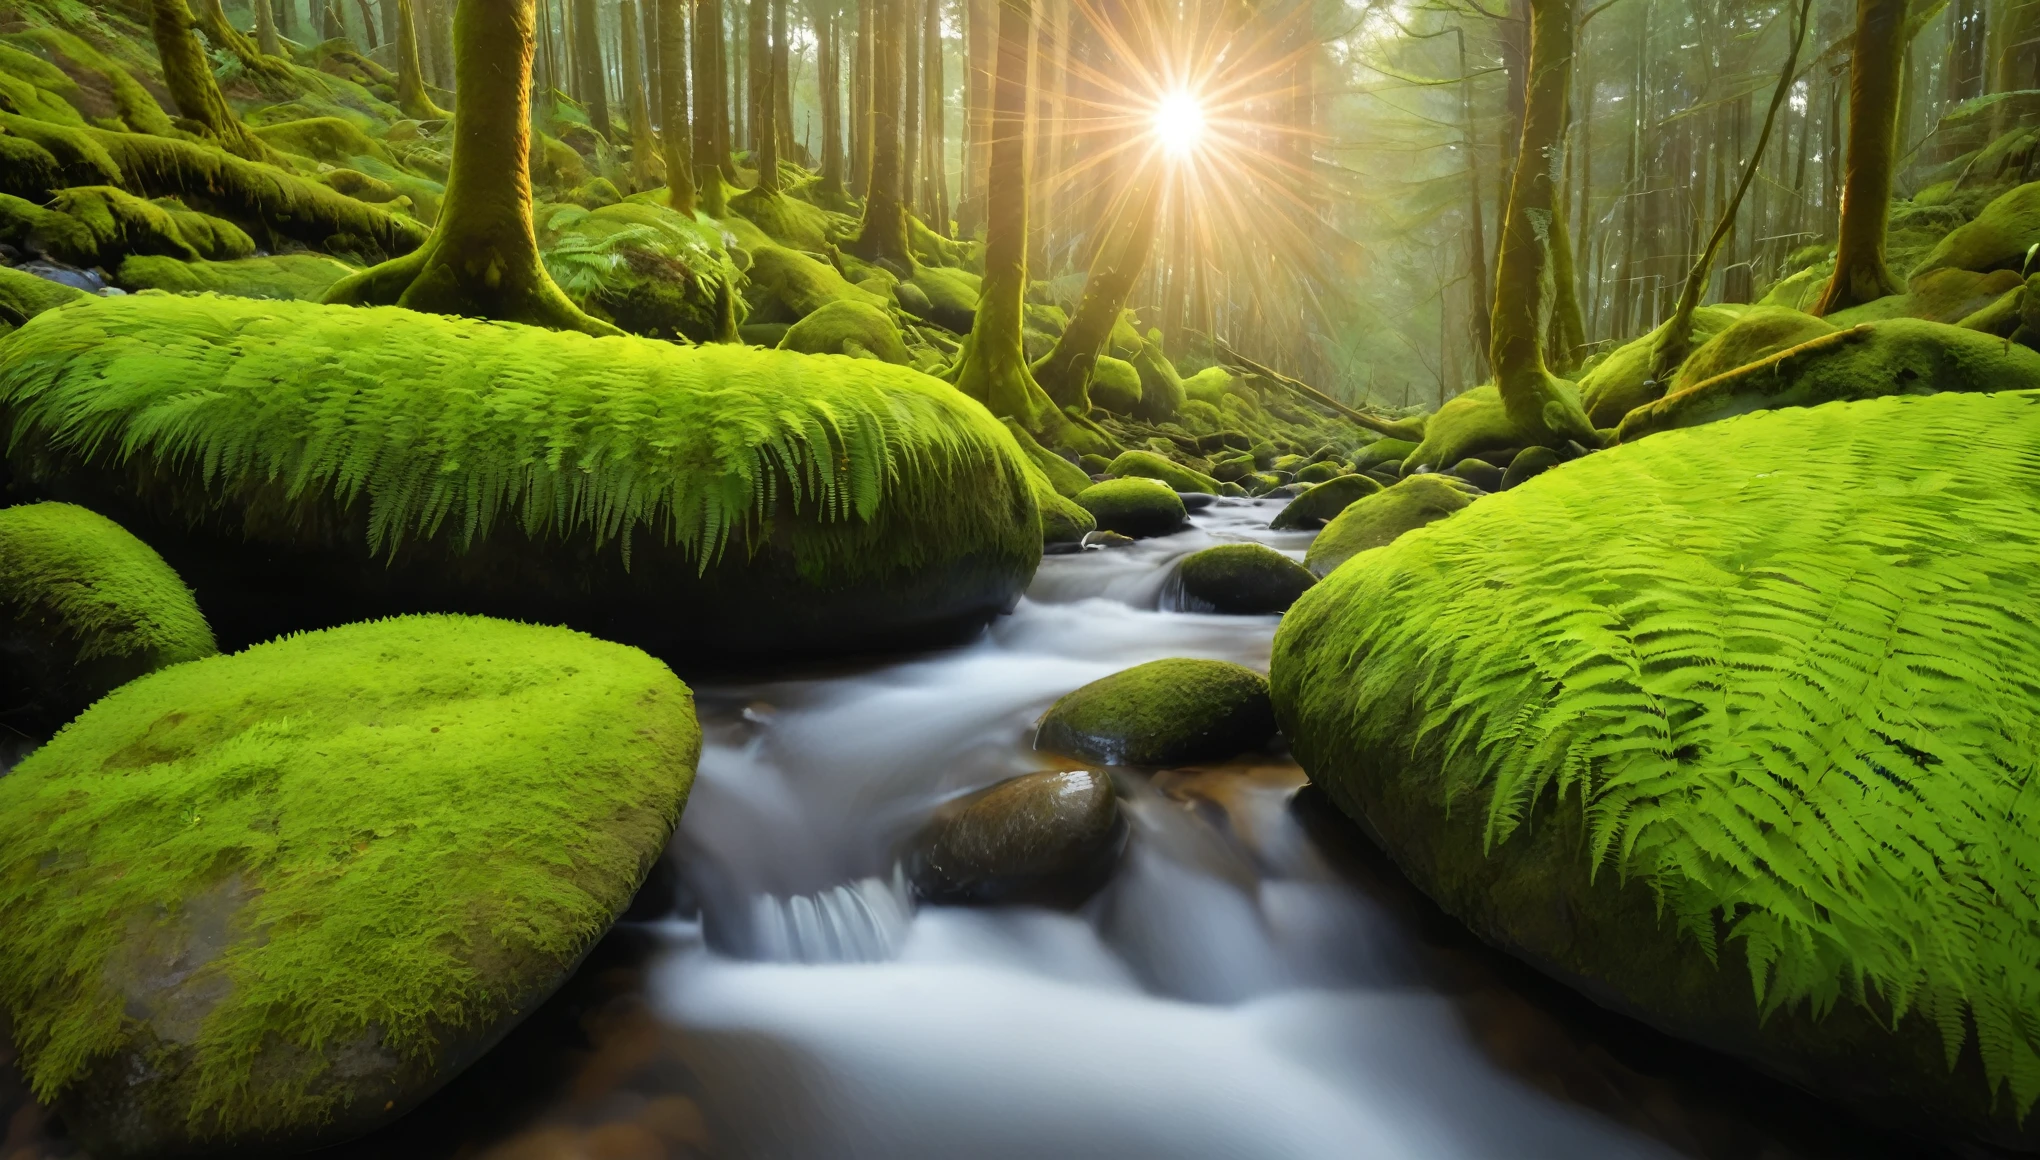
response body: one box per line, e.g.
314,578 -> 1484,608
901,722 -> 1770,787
0,501 -> 1942,1160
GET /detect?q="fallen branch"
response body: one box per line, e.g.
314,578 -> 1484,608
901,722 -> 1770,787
1212,338 -> 1427,440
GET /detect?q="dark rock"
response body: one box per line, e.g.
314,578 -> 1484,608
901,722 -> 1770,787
1081,529 -> 1136,549
1270,473 -> 1382,531
1449,458 -> 1505,492
1502,445 -> 1564,489
1036,657 -> 1278,765
1074,478 -> 1187,538
892,280 -> 934,317
1304,474 -> 1475,577
1178,491 -> 1216,512
908,769 -> 1124,906
1165,543 -> 1316,614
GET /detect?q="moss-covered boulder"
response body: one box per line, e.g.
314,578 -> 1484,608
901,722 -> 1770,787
1105,449 -> 1218,494
777,299 -> 910,363
743,243 -> 889,323
0,187 -> 251,268
1909,180 -> 2040,281
1404,382 -> 1596,473
1500,445 -> 1563,489
114,254 -> 358,301
0,502 -> 215,735
1075,477 -> 1187,538
907,769 -> 1124,907
1269,472 -> 1381,531
1082,354 -> 1138,414
1617,318 -> 2040,442
0,614 -> 699,1156
910,264 -> 980,333
0,265 -> 83,333
538,201 -> 740,343
1575,305 -> 1747,428
1165,542 -> 1316,615
1180,365 -> 1238,406
0,294 -> 1039,660
1036,658 -> 1277,766
1271,391 -> 2040,1150
1352,437 -> 1418,472
1669,306 -> 1836,392
1130,340 -> 1185,422
1304,474 -> 1474,577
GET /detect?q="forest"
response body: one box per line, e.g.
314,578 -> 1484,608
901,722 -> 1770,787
0,0 -> 2039,1155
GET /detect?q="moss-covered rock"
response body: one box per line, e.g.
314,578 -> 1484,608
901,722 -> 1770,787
0,294 -> 1040,660
1166,542 -> 1316,615
727,187 -> 837,251
1669,306 -> 1837,392
0,501 -> 215,735
252,116 -> 392,167
910,264 -> 980,333
1090,353 -> 1143,413
908,769 -> 1123,906
1575,305 -> 1747,428
1,186 -> 252,267
1831,267 -> 2030,327
1074,477 -> 1186,538
1180,365 -> 1238,406
1500,445 -> 1563,489
743,242 -> 889,323
114,253 -> 358,300
538,201 -> 740,343
1036,657 -> 1277,765
1271,391 -> 2040,1149
1304,474 -> 1473,577
1130,340 -> 1185,423
1909,180 -> 2040,281
0,614 -> 698,1156
1352,437 -> 1418,472
1293,460 -> 1342,484
0,264 -> 83,332
1404,382 -> 1597,473
1618,318 -> 2040,442
1269,472 -> 1381,531
776,299 -> 910,363
1105,449 -> 1218,494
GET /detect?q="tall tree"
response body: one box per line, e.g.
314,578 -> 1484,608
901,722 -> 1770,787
1032,170 -> 1165,409
660,0 -> 697,214
693,0 -> 731,210
921,0 -> 947,227
852,0 -> 912,264
1813,0 -> 1907,314
572,0 -> 613,140
747,0 -> 768,153
818,5 -> 847,195
958,0 -> 992,236
255,0 -> 281,56
323,0 -> 617,336
393,0 -> 448,119
902,0 -> 921,216
852,0 -> 873,192
753,0 -> 782,189
149,0 -> 285,163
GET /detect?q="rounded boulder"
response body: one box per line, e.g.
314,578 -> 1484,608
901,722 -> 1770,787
1036,657 -> 1277,766
1075,477 -> 1187,538
1165,543 -> 1316,615
908,769 -> 1124,906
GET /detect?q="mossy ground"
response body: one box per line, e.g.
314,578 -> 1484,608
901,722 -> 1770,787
0,614 -> 698,1141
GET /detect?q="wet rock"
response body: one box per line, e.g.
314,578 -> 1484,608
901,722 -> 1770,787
1075,477 -> 1187,538
1036,657 -> 1278,765
1449,457 -> 1505,492
1165,543 -> 1316,615
1178,491 -> 1216,512
1502,446 -> 1564,489
1081,529 -> 1136,549
908,769 -> 1124,906
1270,473 -> 1382,531
1293,460 -> 1344,485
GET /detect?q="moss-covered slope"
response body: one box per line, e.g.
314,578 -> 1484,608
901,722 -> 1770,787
0,293 -> 1041,659
0,614 -> 698,1155
1272,390 -> 2040,1148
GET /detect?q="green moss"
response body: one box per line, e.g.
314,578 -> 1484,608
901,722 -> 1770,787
0,264 -> 83,331
1304,473 -> 1473,577
1169,542 -> 1316,615
1575,304 -> 1748,428
529,131 -> 587,191
0,43 -> 85,125
114,253 -> 357,300
1074,476 -> 1186,538
1180,365 -> 1238,406
0,26 -> 172,135
1670,306 -> 1836,392
1090,354 -> 1143,414
46,185 -> 254,263
1756,263 -> 1831,313
909,263 -> 979,330
728,186 -> 839,251
1405,382 -> 1597,472
1130,339 -> 1184,422
777,299 -> 909,363
251,116 -> 392,167
743,242 -> 889,323
1269,472 -> 1381,531
0,501 -> 215,731
1033,474 -> 1095,545
1105,448 -> 1217,494
539,201 -> 741,342
1909,180 -> 2040,281
1293,460 -> 1342,484
1619,318 -> 2040,442
0,130 -> 61,198
908,214 -> 972,267
1003,418 -> 1094,499
1352,437 -> 1417,471
0,613 -> 697,1141
1827,267 -> 2028,328
568,176 -> 623,209
1271,391 -> 2040,1137
0,294 -> 1041,657
1036,657 -> 1276,765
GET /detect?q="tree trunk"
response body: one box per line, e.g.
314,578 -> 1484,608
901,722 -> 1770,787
323,0 -> 343,40
770,0 -> 789,175
1813,0 -> 1906,315
752,0 -> 780,188
393,0 -> 447,118
1486,0 -> 1598,445
851,0 -> 870,193
643,0 -> 660,125
198,0 -> 293,83
958,0 -> 991,236
851,0 -> 911,265
902,0 -> 921,219
693,0 -> 729,212
150,0 -> 285,163
572,0 -> 612,140
323,0 -> 617,336
1456,28 -> 1491,380
353,0 -> 379,46
278,0 -> 296,38
820,10 -> 845,192
660,0 -> 695,214
255,0 -> 281,56
622,0 -> 660,189
1033,170 -> 1165,410
921,0 -> 947,228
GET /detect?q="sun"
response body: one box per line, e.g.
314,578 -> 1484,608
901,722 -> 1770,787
1152,90 -> 1206,157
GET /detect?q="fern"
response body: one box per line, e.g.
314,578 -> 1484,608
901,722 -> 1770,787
1274,391 -> 2040,1116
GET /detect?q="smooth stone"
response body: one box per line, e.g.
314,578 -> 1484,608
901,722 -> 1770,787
1035,657 -> 1278,766
1165,542 -> 1316,614
1502,445 -> 1565,489
1074,477 -> 1187,538
908,768 -> 1124,906
1269,473 -> 1382,531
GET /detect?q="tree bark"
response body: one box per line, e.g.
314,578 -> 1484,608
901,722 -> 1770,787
851,0 -> 911,265
660,0 -> 696,214
902,0 -> 921,218
150,0 -> 286,163
1487,0 -> 1598,443
746,0 -> 767,155
255,0 -> 281,56
621,0 -> 660,189
323,0 -> 618,336
394,0 -> 448,119
921,0 -> 947,228
692,0 -> 729,211
768,0 -> 788,182
1033,170 -> 1165,409
353,0 -> 379,46
958,0 -> 991,236
1813,0 -> 1907,314
852,0 -> 872,193
572,0 -> 612,140
819,9 -> 846,192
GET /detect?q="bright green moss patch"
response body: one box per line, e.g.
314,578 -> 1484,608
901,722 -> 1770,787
0,614 -> 698,1138
251,116 -> 392,167
1304,473 -> 1472,577
1169,542 -> 1315,615
1269,472 -> 1381,531
539,201 -> 740,342
1576,304 -> 1746,427
1272,391 -> 2040,1131
1105,448 -> 1217,494
744,242 -> 888,323
1909,180 -> 2040,281
1074,477 -> 1186,538
1090,354 -> 1143,413
115,253 -> 358,300
1036,657 -> 1277,765
0,264 -> 82,330
776,299 -> 909,362
1669,306 -> 1835,392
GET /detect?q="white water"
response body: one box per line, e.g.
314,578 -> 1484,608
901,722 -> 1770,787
651,498 -> 1680,1160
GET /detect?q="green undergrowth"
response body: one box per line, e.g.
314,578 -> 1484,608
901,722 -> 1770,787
0,499 -> 214,673
0,293 -> 1037,584
1273,390 -> 2040,1113
115,253 -> 357,300
0,613 -> 698,1133
0,264 -> 81,331
537,201 -> 741,341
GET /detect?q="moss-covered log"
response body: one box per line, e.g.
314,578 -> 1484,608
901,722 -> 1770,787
0,294 -> 1041,660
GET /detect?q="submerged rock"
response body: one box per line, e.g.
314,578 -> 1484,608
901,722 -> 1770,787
1303,474 -> 1474,577
0,614 -> 700,1157
1075,477 -> 1187,538
1272,391 -> 2040,1150
1036,657 -> 1277,766
908,769 -> 1124,906
1165,543 -> 1316,615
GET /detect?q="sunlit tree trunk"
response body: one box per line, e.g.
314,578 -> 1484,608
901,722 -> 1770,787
921,0 -> 948,228
752,0 -> 780,189
692,0 -> 729,212
324,0 -> 618,336
819,10 -> 846,194
772,0 -> 791,163
352,0 -> 379,46
851,0 -> 871,193
1033,170 -> 1166,409
958,0 -> 992,235
1813,0 -> 1906,314
902,0 -> 922,215
852,0 -> 911,265
660,0 -> 696,214
255,0 -> 281,55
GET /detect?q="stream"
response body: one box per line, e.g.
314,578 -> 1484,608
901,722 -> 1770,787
0,501 -> 1942,1160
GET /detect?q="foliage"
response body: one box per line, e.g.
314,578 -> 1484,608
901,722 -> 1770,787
1273,390 -> 2040,1114
0,614 -> 698,1133
115,253 -> 358,300
0,499 -> 213,672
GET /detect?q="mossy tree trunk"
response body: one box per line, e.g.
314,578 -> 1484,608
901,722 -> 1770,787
1544,196 -> 1586,372
393,0 -> 448,119
255,0 -> 281,56
572,0 -> 612,141
754,0 -> 782,191
819,9 -> 845,193
1651,0 -> 1810,382
746,0 -> 767,157
921,0 -> 947,228
1812,0 -> 1906,315
852,0 -> 911,265
958,0 -> 991,237
150,0 -> 287,164
659,0 -> 696,214
1487,0 -> 1598,445
851,0 -> 871,193
692,0 -> 730,212
1033,170 -> 1164,410
773,0 -> 792,163
323,0 -> 618,336
622,0 -> 660,190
